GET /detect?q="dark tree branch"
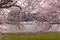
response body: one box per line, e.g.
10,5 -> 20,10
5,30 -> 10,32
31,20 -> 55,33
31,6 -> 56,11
0,0 -> 22,10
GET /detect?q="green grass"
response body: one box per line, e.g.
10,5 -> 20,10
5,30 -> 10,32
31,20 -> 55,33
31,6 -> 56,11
1,33 -> 60,40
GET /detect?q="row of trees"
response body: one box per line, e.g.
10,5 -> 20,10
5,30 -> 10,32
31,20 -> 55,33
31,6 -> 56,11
0,0 -> 60,32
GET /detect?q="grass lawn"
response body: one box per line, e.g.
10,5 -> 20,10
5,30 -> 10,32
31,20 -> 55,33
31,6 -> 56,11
0,32 -> 60,40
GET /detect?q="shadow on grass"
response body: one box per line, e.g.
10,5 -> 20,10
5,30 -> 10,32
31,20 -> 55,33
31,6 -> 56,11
1,32 -> 60,40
